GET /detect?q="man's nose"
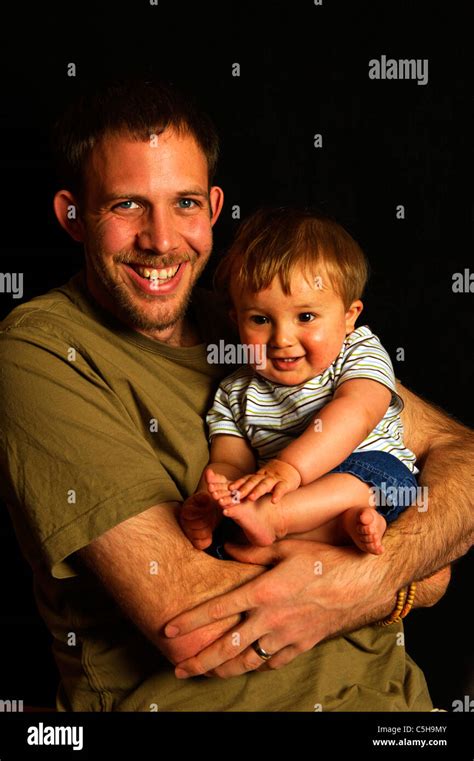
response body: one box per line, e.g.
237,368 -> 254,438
135,207 -> 181,254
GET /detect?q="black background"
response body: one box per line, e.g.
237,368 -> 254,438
0,0 -> 472,715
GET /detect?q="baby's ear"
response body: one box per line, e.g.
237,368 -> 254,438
345,299 -> 364,333
229,308 -> 238,324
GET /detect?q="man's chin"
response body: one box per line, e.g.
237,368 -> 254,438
115,298 -> 183,332
113,283 -> 192,332
85,254 -> 201,333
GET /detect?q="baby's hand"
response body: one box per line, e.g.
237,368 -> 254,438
227,459 -> 302,504
179,490 -> 221,550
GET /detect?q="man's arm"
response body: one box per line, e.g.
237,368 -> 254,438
159,386 -> 472,679
79,386 -> 471,680
75,501 -> 265,664
389,382 -> 474,574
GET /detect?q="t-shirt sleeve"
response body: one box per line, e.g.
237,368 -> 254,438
0,326 -> 182,580
206,383 -> 246,441
334,330 -> 403,410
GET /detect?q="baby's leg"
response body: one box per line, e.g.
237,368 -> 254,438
222,472 -> 387,552
285,479 -> 387,553
285,517 -> 347,545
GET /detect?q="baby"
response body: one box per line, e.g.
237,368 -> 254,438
180,207 -> 419,555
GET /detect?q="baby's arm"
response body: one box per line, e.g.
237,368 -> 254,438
179,435 -> 256,549
228,379 -> 392,503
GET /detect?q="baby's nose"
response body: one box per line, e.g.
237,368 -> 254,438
270,324 -> 295,347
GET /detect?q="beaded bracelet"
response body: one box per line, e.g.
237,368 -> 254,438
400,581 -> 417,619
377,582 -> 417,627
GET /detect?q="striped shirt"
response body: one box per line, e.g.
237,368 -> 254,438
206,325 -> 418,474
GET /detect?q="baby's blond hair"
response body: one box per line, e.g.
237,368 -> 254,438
214,207 -> 369,309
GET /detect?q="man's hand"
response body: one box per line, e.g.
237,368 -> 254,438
164,539 -> 390,678
227,459 -> 302,504
156,552 -> 267,666
76,502 -> 266,667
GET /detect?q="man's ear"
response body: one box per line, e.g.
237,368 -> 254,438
209,185 -> 224,226
53,190 -> 85,242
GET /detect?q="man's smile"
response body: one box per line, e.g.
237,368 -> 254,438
122,260 -> 187,295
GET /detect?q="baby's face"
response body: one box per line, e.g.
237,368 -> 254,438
230,265 -> 362,385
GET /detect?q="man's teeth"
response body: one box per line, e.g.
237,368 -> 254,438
135,265 -> 180,280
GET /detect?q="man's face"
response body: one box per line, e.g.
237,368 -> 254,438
77,129 -> 222,335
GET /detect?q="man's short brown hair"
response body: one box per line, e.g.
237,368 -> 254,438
52,78 -> 220,199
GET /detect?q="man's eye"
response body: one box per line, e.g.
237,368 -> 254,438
299,312 -> 316,322
178,198 -> 198,209
250,315 -> 269,325
114,200 -> 139,210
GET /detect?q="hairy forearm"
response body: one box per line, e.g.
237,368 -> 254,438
380,433 -> 474,595
413,565 -> 452,607
77,502 -> 265,664
317,544 -> 452,645
325,564 -> 452,642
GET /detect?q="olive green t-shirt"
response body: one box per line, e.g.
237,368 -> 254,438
0,271 -> 432,712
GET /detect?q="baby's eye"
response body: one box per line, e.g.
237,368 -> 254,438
250,315 -> 269,325
298,312 -> 316,322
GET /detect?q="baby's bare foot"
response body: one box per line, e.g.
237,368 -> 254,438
179,492 -> 219,550
222,494 -> 284,546
205,467 -> 236,504
343,507 -> 387,555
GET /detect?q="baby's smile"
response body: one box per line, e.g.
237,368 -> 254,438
268,355 -> 305,372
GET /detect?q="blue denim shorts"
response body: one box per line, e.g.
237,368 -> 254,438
329,450 -> 418,523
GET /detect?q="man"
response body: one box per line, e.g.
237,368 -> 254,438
0,80 -> 472,711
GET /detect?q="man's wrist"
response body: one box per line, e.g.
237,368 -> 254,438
187,547 -> 267,600
328,541 -> 451,636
